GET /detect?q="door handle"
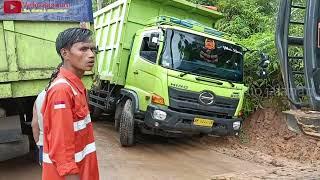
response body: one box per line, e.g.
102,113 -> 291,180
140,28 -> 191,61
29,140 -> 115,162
133,70 -> 139,75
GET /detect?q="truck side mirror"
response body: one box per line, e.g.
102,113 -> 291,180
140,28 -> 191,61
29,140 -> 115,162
95,45 -> 99,54
148,33 -> 160,50
257,53 -> 270,79
259,53 -> 270,68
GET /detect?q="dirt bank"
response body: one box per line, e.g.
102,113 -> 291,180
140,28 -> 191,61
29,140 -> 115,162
201,108 -> 320,179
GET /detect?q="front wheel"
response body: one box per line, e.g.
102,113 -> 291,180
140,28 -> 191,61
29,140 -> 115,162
119,99 -> 135,147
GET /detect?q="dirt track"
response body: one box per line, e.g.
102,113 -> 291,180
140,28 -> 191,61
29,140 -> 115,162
1,111 -> 320,180
94,121 -> 266,180
0,120 -> 266,180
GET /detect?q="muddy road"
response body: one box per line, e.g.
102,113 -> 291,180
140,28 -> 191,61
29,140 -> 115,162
0,120 -> 266,180
94,121 -> 266,180
1,109 -> 320,180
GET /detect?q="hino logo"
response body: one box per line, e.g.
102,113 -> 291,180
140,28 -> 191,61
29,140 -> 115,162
199,91 -> 215,105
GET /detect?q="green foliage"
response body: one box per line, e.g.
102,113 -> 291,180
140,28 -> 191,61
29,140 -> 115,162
240,32 -> 284,115
216,1 -> 277,38
187,0 -> 216,5
187,0 -> 287,116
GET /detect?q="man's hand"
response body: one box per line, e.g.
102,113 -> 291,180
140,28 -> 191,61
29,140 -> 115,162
200,49 -> 218,63
65,175 -> 80,180
31,104 -> 40,143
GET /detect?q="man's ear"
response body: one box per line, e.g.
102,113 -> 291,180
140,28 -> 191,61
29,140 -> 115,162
60,48 -> 68,59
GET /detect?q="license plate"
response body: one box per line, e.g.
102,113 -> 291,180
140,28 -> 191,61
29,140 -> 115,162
193,118 -> 214,127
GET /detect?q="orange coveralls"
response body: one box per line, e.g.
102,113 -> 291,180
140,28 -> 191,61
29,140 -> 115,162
42,68 -> 99,180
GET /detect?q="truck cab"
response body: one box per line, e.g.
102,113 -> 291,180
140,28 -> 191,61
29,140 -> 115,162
124,17 -> 247,137
90,0 -> 248,146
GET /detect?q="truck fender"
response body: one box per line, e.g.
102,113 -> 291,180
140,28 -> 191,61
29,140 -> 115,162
119,89 -> 139,113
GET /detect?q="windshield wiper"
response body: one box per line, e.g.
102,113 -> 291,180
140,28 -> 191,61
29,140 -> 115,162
226,81 -> 235,87
179,67 -> 236,87
195,77 -> 223,85
179,67 -> 207,77
196,75 -> 236,87
179,71 -> 188,77
197,71 -> 236,87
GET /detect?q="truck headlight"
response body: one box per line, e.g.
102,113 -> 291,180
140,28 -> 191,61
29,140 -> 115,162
233,121 -> 241,130
153,110 -> 167,121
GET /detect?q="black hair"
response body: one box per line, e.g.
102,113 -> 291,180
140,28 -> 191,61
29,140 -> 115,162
55,28 -> 93,60
46,28 -> 93,90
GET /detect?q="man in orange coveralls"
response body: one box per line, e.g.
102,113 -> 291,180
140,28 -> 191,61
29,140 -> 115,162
41,28 -> 99,180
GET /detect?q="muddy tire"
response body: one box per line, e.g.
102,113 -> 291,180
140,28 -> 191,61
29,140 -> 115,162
114,116 -> 120,132
119,99 -> 135,147
114,104 -> 122,131
115,99 -> 126,131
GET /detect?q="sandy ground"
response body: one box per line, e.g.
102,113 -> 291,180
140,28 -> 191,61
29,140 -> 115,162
203,108 -> 320,179
94,121 -> 266,180
0,109 -> 320,180
0,121 -> 266,180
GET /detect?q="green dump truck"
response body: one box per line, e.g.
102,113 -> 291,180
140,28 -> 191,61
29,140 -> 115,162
0,0 -> 93,161
90,0 -> 249,146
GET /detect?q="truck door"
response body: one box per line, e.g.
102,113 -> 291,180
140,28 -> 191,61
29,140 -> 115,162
126,29 -> 162,98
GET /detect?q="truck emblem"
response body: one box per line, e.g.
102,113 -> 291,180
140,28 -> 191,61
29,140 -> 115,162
199,91 -> 215,105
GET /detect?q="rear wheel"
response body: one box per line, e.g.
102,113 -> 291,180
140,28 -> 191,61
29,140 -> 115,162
119,99 -> 135,146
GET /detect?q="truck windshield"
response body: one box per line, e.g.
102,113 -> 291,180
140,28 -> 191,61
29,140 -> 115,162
160,29 -> 244,82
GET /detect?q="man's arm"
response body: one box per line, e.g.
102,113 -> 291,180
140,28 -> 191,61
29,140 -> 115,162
31,103 -> 40,143
45,85 -> 79,177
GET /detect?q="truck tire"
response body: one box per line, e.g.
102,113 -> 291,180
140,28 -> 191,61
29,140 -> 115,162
114,100 -> 125,131
119,99 -> 135,147
114,115 -> 120,132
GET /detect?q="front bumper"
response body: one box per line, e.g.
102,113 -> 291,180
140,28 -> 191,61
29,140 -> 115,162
142,104 -> 242,136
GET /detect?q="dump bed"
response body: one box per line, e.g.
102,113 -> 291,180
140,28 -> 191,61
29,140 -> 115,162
0,0 -> 93,98
94,0 -> 223,85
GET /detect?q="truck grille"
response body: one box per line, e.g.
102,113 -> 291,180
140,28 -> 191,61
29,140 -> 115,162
168,87 -> 239,118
